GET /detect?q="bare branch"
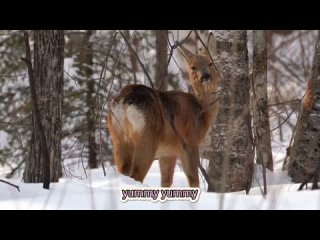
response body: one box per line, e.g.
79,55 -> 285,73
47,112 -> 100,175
96,31 -> 118,103
268,99 -> 301,107
0,179 -> 20,192
118,30 -> 154,89
178,30 -> 193,46
270,108 -> 295,132
0,73 -> 28,79
5,159 -> 25,178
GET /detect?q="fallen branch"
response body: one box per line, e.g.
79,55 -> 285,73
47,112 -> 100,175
0,179 -> 20,192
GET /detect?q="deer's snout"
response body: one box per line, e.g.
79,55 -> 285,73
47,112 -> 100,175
201,73 -> 212,83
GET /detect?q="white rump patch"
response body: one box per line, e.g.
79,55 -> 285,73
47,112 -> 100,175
126,105 -> 145,132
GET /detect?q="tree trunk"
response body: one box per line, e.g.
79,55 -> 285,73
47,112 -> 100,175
155,30 -> 168,90
75,30 -> 97,169
68,30 -> 98,168
205,30 -> 254,193
288,31 -> 320,186
24,30 -> 64,183
124,30 -> 139,85
252,30 -> 273,171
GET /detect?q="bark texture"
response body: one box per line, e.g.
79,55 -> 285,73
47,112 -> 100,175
24,30 -> 64,183
288,31 -> 320,185
205,31 -> 254,192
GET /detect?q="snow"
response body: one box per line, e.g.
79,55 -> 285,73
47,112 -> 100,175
1,159 -> 320,210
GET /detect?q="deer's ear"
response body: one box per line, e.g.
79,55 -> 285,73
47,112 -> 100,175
178,45 -> 194,62
201,48 -> 211,58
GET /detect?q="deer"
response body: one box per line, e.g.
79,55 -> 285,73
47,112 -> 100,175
107,45 -> 220,187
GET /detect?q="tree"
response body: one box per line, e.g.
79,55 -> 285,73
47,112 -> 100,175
62,30 -> 167,171
0,30 -> 180,180
0,31 -> 30,178
155,30 -> 168,90
252,30 -> 273,194
288,31 -> 320,189
73,30 -> 98,169
124,30 -> 139,85
205,30 -> 254,193
24,30 -> 64,186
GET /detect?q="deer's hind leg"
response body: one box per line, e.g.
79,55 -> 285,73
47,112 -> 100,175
159,156 -> 177,187
108,110 -> 134,176
113,140 -> 134,176
129,132 -> 158,183
179,145 -> 200,187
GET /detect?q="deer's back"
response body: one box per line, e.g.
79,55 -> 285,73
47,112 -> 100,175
108,84 -> 208,158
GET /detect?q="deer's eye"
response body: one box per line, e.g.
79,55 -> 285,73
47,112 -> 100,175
208,62 -> 213,67
191,66 -> 196,71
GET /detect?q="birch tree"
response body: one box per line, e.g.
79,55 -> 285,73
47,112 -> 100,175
205,30 -> 254,192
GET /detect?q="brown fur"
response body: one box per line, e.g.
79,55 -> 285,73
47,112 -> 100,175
108,46 -> 220,187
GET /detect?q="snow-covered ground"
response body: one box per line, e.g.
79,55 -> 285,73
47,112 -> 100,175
1,30 -> 319,210
1,160 -> 320,210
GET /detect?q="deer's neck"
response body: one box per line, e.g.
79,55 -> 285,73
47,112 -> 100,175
194,87 -> 219,116
190,88 -> 219,142
193,86 -> 219,136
